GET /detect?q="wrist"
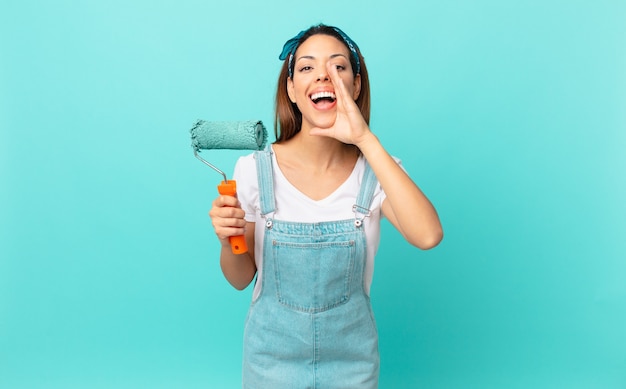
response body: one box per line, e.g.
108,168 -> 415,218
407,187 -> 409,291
355,131 -> 380,153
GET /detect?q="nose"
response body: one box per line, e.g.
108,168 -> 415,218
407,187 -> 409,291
316,71 -> 329,82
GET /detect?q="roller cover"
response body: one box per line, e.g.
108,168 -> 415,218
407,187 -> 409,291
191,120 -> 267,151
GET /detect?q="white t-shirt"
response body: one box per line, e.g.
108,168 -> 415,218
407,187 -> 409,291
233,146 -> 397,300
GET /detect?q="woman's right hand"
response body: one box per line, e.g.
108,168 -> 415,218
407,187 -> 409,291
208,194 -> 247,248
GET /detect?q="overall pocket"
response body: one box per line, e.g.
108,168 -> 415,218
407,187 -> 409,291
272,240 -> 355,313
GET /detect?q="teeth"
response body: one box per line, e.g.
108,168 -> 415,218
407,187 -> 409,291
310,91 -> 336,101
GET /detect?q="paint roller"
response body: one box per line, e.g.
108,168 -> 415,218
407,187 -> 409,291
191,119 -> 267,254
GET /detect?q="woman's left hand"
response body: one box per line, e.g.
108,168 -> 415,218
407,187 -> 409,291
309,62 -> 372,147
313,62 -> 443,250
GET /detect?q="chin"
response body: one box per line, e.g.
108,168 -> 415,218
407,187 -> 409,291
309,114 -> 337,130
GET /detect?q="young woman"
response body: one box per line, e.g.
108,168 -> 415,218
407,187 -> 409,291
209,24 -> 443,388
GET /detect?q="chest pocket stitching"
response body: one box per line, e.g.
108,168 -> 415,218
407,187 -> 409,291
272,240 -> 356,313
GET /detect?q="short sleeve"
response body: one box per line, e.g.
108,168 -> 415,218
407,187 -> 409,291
373,156 -> 404,218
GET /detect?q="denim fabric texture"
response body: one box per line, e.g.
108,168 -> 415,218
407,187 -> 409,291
242,149 -> 379,388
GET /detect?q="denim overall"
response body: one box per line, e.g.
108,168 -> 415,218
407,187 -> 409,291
242,149 -> 379,388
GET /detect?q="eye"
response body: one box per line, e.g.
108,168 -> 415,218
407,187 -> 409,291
299,66 -> 313,72
334,64 -> 346,71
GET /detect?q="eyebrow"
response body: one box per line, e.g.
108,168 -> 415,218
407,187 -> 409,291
296,54 -> 348,62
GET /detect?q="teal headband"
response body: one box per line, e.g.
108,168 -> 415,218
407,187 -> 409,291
279,26 -> 361,79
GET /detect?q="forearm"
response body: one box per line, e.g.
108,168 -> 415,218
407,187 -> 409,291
219,224 -> 257,290
357,133 -> 443,249
220,249 -> 256,290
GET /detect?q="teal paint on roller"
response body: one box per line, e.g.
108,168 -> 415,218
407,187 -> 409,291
190,119 -> 268,255
190,119 -> 267,182
191,119 -> 267,153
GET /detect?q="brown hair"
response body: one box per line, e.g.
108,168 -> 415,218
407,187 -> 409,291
274,24 -> 371,143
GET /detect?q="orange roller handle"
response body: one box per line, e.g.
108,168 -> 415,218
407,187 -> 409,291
217,180 -> 248,255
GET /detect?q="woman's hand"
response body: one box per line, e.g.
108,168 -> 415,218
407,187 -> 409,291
208,194 -> 247,248
210,194 -> 257,290
311,64 -> 443,249
309,62 -> 373,147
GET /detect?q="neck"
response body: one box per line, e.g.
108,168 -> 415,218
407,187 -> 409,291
278,131 -> 358,171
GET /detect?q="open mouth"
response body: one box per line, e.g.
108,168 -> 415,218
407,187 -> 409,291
310,91 -> 336,106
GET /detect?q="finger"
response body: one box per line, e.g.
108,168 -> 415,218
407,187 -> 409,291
210,205 -> 245,220
214,216 -> 247,229
211,212 -> 246,235
215,226 -> 246,241
326,62 -> 350,102
326,63 -> 359,115
213,194 -> 240,208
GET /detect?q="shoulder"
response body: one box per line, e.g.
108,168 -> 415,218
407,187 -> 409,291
234,151 -> 257,171
233,152 -> 260,219
233,150 -> 267,179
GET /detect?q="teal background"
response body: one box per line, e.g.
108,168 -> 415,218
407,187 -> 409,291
1,0 -> 625,387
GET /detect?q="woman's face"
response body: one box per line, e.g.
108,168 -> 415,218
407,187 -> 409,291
287,34 -> 361,131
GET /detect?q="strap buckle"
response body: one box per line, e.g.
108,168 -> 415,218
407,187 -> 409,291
352,204 -> 371,228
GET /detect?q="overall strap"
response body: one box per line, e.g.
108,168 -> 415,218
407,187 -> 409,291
353,159 -> 377,227
254,146 -> 276,216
